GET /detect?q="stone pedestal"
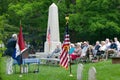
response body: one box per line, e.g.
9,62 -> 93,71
44,3 -> 61,54
112,57 -> 120,64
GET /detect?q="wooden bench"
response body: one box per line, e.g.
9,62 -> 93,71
40,58 -> 60,65
112,57 -> 120,64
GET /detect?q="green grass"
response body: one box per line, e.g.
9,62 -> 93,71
0,57 -> 120,80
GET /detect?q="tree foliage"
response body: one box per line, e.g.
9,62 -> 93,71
68,0 -> 120,43
0,0 -> 120,46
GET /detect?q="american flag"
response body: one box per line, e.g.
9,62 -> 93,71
60,23 -> 70,69
47,26 -> 51,45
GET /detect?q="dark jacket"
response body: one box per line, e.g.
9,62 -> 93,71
5,38 -> 17,56
110,42 -> 117,50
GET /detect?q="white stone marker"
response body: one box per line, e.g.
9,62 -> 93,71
77,63 -> 84,80
88,67 -> 97,80
44,3 -> 61,54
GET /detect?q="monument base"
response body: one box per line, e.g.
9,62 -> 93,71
44,41 -> 61,54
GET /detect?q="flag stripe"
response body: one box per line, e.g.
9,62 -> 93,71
63,57 -> 68,68
60,49 -> 67,64
60,48 -> 65,59
61,52 -> 68,66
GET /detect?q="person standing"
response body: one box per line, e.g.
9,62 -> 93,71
5,34 -> 17,74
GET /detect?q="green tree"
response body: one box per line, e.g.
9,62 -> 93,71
67,0 -> 120,43
1,0 -> 120,45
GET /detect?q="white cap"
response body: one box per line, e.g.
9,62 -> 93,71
12,34 -> 17,38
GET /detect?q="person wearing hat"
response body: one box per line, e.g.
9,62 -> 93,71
70,43 -> 82,60
5,33 -> 17,74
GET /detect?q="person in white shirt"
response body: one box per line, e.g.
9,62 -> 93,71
5,34 -> 17,75
96,41 -> 107,61
99,41 -> 107,51
114,37 -> 120,52
105,38 -> 111,50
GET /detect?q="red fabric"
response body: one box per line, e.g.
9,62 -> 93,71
18,26 -> 26,52
70,54 -> 80,60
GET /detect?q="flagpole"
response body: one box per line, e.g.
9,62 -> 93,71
19,20 -> 22,75
65,15 -> 73,77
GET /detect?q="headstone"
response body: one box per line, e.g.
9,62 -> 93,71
44,3 -> 61,54
88,67 -> 96,80
77,63 -> 84,80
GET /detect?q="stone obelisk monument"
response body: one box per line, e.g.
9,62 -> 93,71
44,3 -> 61,54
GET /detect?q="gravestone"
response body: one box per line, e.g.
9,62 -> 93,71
88,67 -> 96,80
44,3 -> 61,54
77,63 -> 84,80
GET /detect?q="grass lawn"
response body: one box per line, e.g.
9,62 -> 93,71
0,57 -> 120,80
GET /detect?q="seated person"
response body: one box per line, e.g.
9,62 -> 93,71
93,41 -> 101,57
97,41 -> 106,56
109,40 -> 117,50
69,43 -> 75,54
86,45 -> 94,61
70,43 -> 82,60
81,41 -> 89,57
48,44 -> 61,58
106,40 -> 117,58
96,41 -> 106,60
